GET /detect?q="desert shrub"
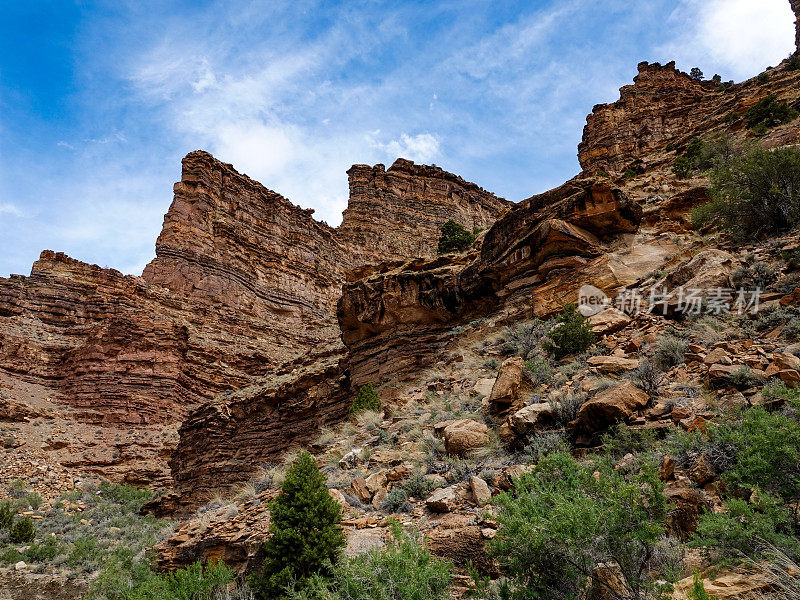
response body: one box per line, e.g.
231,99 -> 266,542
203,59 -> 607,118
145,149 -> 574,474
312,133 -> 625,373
732,261 -> 777,290
690,67 -> 704,80
0,500 -> 14,530
437,220 -> 475,254
250,451 -> 345,599
87,549 -> 235,600
67,535 -> 102,568
292,522 -> 451,600
762,381 -> 800,406
691,493 -> 798,560
687,571 -> 716,600
380,488 -> 411,513
672,156 -> 693,179
627,359 -> 663,397
691,145 -> 800,241
652,336 -> 687,371
489,453 -> 668,600
542,304 -> 595,360
9,517 -> 36,543
788,54 -> 800,71
24,536 -> 61,562
711,407 -> 800,505
523,358 -> 551,385
548,386 -> 587,427
350,384 -> 381,416
519,432 -> 569,464
402,474 -> 437,500
601,423 -> 659,461
727,366 -> 765,390
746,95 -> 798,131
500,319 -> 553,359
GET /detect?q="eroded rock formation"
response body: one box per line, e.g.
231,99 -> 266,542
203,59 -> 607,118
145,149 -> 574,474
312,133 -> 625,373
579,60 -> 800,176
340,158 -> 510,262
0,150 -> 508,486
339,178 -> 644,388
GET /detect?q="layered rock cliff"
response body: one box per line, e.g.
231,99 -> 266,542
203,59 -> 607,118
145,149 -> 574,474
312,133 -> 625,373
579,60 -> 800,176
340,159 -> 511,262
0,150 -> 510,486
338,178 -> 647,389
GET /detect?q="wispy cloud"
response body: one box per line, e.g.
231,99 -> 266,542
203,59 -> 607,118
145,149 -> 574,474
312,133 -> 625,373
1,0 -> 795,277
660,0 -> 795,80
0,203 -> 25,218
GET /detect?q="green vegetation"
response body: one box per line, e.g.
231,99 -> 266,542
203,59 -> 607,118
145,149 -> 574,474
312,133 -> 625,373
653,336 -> 687,371
691,144 -> 800,241
292,522 -> 451,600
437,220 -> 476,254
523,358 -> 551,385
542,304 -> 595,360
250,450 -> 346,600
350,383 -> 381,415
88,552 -> 235,600
690,67 -> 704,80
9,516 -> 36,543
688,571 -> 717,600
746,94 -> 798,131
489,453 -> 669,600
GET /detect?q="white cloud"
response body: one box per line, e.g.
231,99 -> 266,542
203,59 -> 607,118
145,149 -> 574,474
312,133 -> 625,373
661,0 -> 795,79
371,133 -> 441,164
0,203 -> 24,218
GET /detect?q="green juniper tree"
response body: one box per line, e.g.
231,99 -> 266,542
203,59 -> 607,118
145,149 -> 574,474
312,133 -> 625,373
250,451 -> 346,599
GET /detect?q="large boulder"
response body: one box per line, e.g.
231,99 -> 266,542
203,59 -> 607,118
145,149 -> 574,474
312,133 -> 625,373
508,402 -> 556,435
572,381 -> 649,434
442,419 -> 490,455
586,307 -> 631,336
586,355 -> 641,373
488,357 -> 525,408
426,486 -> 460,513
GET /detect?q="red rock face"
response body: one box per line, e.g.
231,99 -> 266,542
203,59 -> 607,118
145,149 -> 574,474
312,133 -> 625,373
579,60 -> 800,176
792,0 -> 800,51
338,178 -> 643,388
0,150 -> 509,485
340,159 -> 511,262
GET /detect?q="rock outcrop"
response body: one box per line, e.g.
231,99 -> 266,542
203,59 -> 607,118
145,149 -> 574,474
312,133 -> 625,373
579,59 -> 800,176
340,159 -> 511,262
339,178 -> 644,387
793,0 -> 800,51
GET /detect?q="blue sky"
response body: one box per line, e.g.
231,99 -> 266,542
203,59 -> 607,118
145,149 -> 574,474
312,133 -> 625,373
0,0 -> 795,277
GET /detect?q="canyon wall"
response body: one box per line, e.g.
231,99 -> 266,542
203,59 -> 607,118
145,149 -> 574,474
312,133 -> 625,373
340,159 -> 510,262
338,178 -> 644,389
0,150 -> 510,485
579,61 -> 800,176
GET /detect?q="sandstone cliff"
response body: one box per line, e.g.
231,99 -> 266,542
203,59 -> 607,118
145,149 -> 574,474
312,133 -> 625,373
340,158 -> 510,263
579,61 -> 800,176
0,150 -> 510,486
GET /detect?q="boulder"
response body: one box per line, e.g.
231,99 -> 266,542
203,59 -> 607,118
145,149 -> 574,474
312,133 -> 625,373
689,453 -> 717,487
350,478 -> 372,503
488,357 -> 525,407
442,419 -> 490,455
586,355 -> 641,373
364,470 -> 388,494
426,486 -> 460,513
426,526 -> 499,576
508,402 -> 556,435
585,562 -> 631,600
587,307 -> 631,336
666,482 -> 710,541
572,381 -> 649,433
470,476 -> 492,506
